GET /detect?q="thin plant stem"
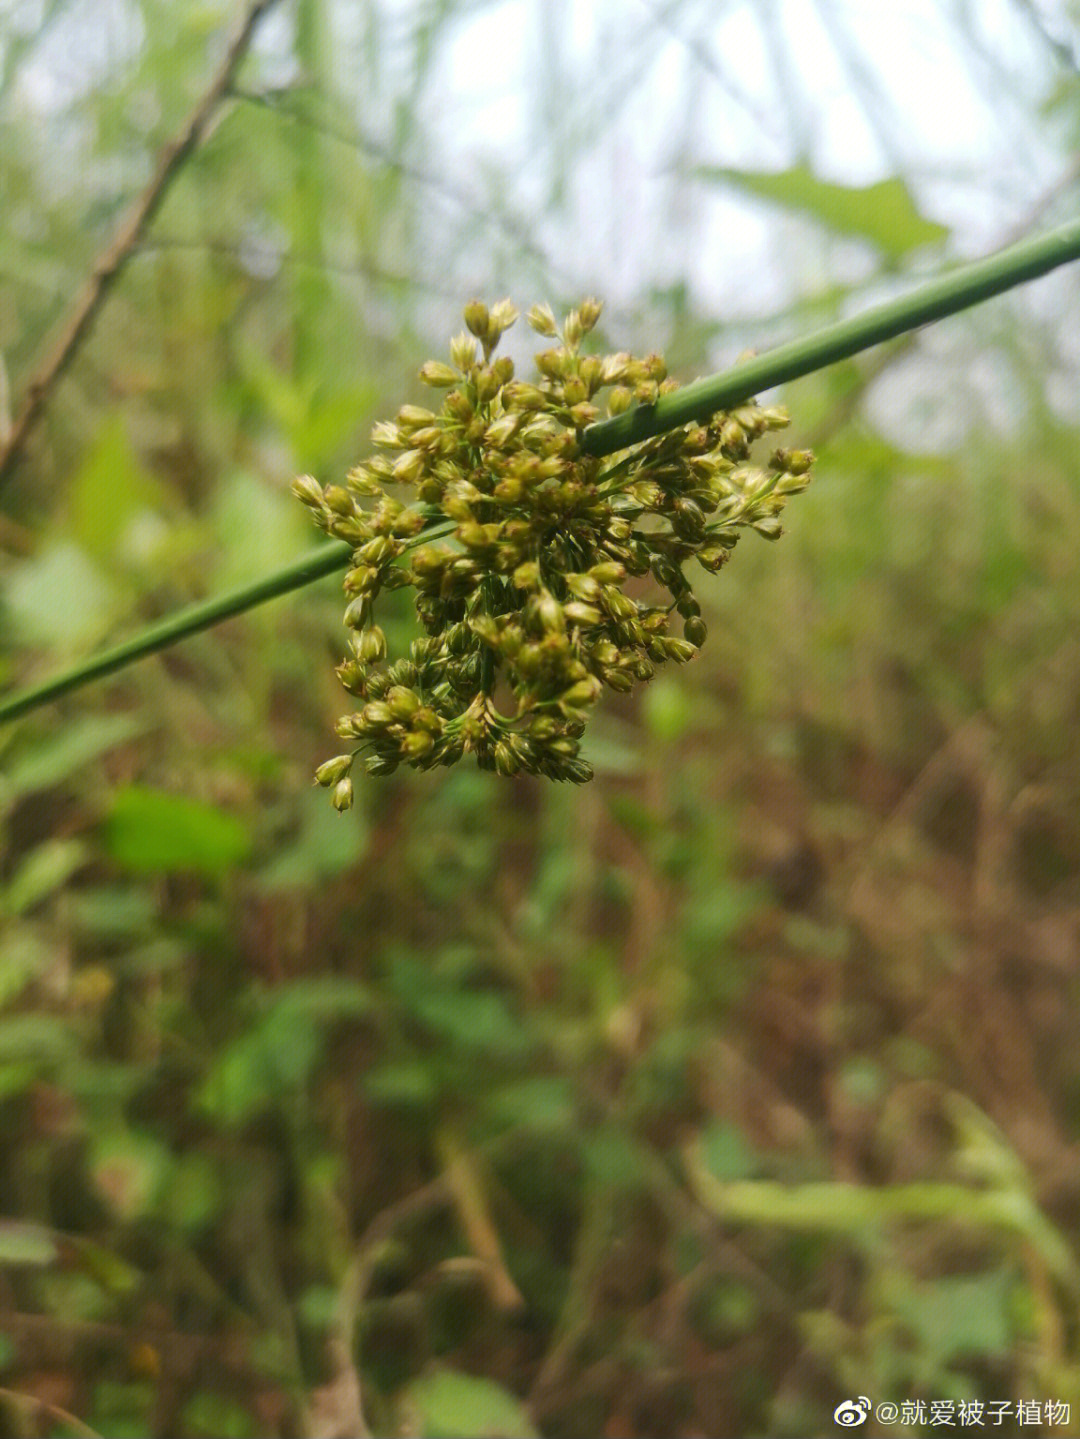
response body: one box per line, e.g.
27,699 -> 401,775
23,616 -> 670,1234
3,216 -> 1080,724
0,541 -> 349,723
580,213 -> 1080,455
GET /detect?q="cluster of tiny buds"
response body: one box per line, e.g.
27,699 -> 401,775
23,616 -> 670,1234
293,299 -> 813,807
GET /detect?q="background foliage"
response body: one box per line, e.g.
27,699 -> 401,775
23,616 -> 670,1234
3,1 -> 1080,1435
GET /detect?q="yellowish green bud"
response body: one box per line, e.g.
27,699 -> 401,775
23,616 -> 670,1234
450,330 -> 478,371
292,473 -> 324,507
527,303 -> 557,336
315,755 -> 353,786
331,777 -> 354,812
419,360 -> 459,386
463,301 -> 489,339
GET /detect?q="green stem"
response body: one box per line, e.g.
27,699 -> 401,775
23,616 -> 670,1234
581,214 -> 1080,454
4,216 -> 1080,724
0,540 -> 350,723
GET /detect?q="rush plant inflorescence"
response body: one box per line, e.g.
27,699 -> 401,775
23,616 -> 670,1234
296,298 -> 812,806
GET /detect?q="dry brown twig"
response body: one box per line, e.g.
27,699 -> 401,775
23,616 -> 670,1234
0,0 -> 283,493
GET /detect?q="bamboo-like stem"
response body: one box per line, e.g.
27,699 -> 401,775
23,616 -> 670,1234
0,541 -> 350,723
581,214 -> 1080,454
3,216 -> 1080,725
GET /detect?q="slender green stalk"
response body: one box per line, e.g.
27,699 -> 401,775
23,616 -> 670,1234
581,214 -> 1080,454
0,540 -> 350,723
3,215 -> 1080,725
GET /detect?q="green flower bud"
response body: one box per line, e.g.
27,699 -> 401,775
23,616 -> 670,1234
362,700 -> 393,727
315,755 -> 353,786
564,601 -> 603,627
324,486 -> 354,517
489,299 -> 519,335
419,361 -> 459,386
392,449 -> 425,484
751,516 -> 783,539
332,777 -> 354,811
344,596 -> 373,629
366,754 -> 399,776
463,300 -> 489,339
450,330 -> 479,370
346,465 -> 382,496
603,668 -> 634,692
578,297 -> 603,332
527,303 -> 558,336
387,685 -> 420,720
494,740 -> 519,775
412,707 -> 443,735
292,473 -> 324,507
588,561 -> 625,585
683,615 -> 707,647
358,626 -> 387,662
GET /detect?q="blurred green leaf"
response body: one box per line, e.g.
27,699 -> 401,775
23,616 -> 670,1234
583,1125 -> 653,1190
698,1119 -> 760,1182
5,541 -> 123,654
0,928 -> 54,1007
0,1222 -> 59,1267
877,1267 -> 1016,1381
104,785 -> 252,874
484,1076 -> 575,1133
181,1391 -> 256,1439
695,164 -> 948,258
363,1060 -> 439,1109
258,787 -> 368,890
67,884 -> 159,938
69,414 -> 167,563
0,1012 -> 74,1067
642,676 -> 692,744
388,955 -> 530,1057
401,1367 -> 539,1439
90,1130 -> 171,1222
3,713 -> 142,802
198,978 -> 371,1124
3,836 -> 86,915
211,469 -> 309,592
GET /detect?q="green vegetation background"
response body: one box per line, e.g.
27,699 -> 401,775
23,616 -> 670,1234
2,2 -> 1080,1436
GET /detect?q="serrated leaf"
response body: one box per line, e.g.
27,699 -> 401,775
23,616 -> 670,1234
696,164 -> 948,259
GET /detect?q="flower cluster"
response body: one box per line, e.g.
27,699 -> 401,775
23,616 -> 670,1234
294,299 -> 812,807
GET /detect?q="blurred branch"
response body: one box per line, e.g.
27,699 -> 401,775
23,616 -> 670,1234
3,216 -> 1080,724
0,0 -> 284,494
0,1386 -> 103,1439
